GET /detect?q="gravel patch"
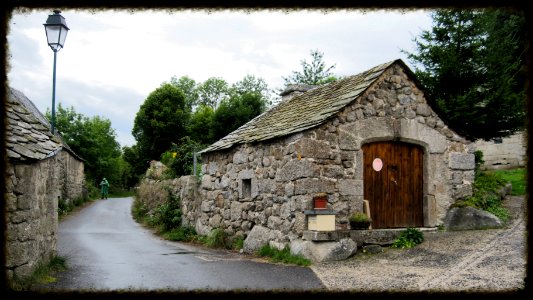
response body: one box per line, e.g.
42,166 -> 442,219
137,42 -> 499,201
310,196 -> 527,293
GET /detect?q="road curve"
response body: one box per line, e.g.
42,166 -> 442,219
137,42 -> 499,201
35,197 -> 325,292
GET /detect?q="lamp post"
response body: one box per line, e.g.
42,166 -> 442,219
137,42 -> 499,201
43,10 -> 69,134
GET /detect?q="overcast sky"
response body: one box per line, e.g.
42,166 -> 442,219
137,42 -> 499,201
6,8 -> 434,147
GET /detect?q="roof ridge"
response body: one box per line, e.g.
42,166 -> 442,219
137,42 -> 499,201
199,59 -> 402,154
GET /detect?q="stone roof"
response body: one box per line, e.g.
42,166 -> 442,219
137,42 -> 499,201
200,59 -> 401,154
5,88 -> 81,162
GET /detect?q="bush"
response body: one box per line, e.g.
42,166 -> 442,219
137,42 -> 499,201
163,226 -> 197,242
131,199 -> 149,222
460,171 -> 510,221
152,190 -> 182,231
58,198 -> 73,215
9,255 -> 67,291
257,245 -> 311,266
161,136 -> 204,178
204,228 -> 228,248
391,228 -> 424,249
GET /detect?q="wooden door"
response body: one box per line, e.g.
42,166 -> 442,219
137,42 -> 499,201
362,141 -> 424,228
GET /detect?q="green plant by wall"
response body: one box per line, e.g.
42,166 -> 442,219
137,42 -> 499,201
391,228 -> 424,249
458,171 -> 511,222
204,228 -> 228,248
162,226 -> 197,242
9,255 -> 67,291
152,189 -> 182,231
257,245 -> 311,266
474,150 -> 485,178
131,199 -> 149,222
492,168 -> 526,196
161,136 -> 204,178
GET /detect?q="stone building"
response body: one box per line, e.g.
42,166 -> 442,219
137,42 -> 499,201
196,59 -> 475,254
474,131 -> 527,170
4,88 -> 85,285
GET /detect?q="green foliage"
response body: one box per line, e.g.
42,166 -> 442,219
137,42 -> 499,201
46,103 -> 124,189
9,255 -> 67,291
132,83 -> 191,163
187,104 -> 215,145
58,198 -> 73,216
229,236 -> 245,250
459,171 -> 510,221
204,228 -> 228,248
257,245 -> 312,266
283,49 -> 337,86
131,199 -> 149,222
161,136 -> 203,177
122,144 -> 147,187
391,228 -> 424,249
210,92 -> 267,141
491,168 -> 526,196
170,75 -> 199,109
152,190 -> 182,231
196,77 -> 230,110
162,226 -> 197,242
230,74 -> 273,106
474,150 -> 485,177
404,8 -> 527,140
349,212 -> 372,223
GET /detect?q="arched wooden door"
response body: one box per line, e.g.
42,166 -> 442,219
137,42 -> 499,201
362,141 -> 424,228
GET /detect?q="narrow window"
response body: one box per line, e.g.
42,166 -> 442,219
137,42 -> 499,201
242,179 -> 252,198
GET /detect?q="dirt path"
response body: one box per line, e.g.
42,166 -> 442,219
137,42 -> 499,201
311,195 -> 527,292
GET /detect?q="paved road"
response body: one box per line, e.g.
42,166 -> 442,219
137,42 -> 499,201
311,195 -> 528,293
35,197 -> 325,292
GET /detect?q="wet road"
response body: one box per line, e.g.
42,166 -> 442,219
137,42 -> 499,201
38,197 -> 325,292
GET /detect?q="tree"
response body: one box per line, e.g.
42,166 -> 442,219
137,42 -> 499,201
196,77 -> 230,110
210,92 -> 267,141
187,104 -> 215,146
230,74 -> 273,105
404,8 -> 527,140
282,49 -> 338,86
46,104 -> 122,187
122,144 -> 147,186
170,75 -> 199,109
132,83 -> 190,162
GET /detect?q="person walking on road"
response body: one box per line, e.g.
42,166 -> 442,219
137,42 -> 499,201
99,177 -> 109,199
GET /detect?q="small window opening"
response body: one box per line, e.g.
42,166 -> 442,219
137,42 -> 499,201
242,179 -> 251,198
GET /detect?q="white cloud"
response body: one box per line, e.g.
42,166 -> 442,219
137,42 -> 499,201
7,8 -> 433,148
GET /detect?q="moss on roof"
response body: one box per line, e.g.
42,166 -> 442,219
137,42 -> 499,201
200,59 -> 399,154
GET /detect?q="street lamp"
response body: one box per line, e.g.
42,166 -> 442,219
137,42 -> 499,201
43,9 -> 69,134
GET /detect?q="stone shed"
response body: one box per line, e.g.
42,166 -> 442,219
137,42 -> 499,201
4,88 -> 85,285
197,59 -> 475,252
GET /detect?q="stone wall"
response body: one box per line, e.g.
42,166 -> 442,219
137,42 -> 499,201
474,131 -> 527,170
4,150 -> 85,285
136,175 -> 199,228
197,64 -> 475,248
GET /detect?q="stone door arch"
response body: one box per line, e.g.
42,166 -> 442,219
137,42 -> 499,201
362,141 -> 424,228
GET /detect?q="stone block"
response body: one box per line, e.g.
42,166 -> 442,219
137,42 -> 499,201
449,152 -> 475,170
338,179 -> 363,196
294,178 -> 336,195
275,159 -> 319,182
294,138 -> 331,159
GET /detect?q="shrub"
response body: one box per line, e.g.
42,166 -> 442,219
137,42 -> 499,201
163,226 -> 197,242
460,171 -> 510,221
152,190 -> 182,231
391,227 -> 424,249
131,199 -> 149,222
204,228 -> 227,248
257,245 -> 311,266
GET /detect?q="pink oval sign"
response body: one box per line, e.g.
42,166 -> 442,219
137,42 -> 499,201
372,158 -> 383,171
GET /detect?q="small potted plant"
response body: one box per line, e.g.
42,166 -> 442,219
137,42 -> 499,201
349,212 -> 372,230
